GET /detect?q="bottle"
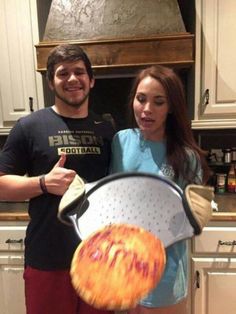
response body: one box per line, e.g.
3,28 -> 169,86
215,173 -> 227,193
224,149 -> 231,164
227,163 -> 236,193
231,147 -> 236,163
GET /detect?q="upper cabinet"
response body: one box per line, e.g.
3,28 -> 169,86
0,0 -> 43,135
192,0 -> 236,129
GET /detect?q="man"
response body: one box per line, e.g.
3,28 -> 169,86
0,44 -> 115,314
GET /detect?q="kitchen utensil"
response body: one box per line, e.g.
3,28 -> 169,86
58,172 -> 214,247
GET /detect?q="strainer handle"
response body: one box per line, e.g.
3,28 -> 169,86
58,175 -> 86,225
58,175 -> 98,225
183,184 -> 214,234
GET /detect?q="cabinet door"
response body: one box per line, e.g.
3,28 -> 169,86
192,257 -> 236,314
193,0 -> 236,129
0,255 -> 25,314
0,0 -> 43,134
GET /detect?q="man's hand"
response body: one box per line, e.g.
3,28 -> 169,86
44,154 -> 77,195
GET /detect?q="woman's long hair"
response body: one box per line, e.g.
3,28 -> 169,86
127,65 -> 210,184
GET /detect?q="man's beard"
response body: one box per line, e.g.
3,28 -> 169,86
54,89 -> 90,109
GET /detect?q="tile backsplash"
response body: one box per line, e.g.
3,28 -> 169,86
193,129 -> 236,151
0,136 -> 7,150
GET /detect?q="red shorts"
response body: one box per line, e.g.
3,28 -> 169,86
23,266 -> 113,314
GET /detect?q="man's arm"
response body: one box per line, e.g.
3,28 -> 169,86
0,154 -> 76,201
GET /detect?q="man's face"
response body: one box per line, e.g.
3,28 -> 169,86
49,60 -> 94,109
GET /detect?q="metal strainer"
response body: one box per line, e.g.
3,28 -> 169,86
58,172 -> 213,247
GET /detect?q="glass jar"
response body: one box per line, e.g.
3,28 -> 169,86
215,173 -> 227,193
231,147 -> 236,162
227,163 -> 236,193
223,149 -> 231,164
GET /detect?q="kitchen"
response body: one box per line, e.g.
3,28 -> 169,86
0,0 -> 236,313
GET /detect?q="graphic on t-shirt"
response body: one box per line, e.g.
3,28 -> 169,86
58,147 -> 100,155
160,164 -> 174,179
48,130 -> 104,156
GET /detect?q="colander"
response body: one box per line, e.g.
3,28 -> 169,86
58,172 -> 213,247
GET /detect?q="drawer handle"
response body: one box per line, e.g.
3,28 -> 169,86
200,89 -> 209,115
218,240 -> 236,246
5,238 -> 23,244
195,270 -> 200,289
3,267 -> 24,273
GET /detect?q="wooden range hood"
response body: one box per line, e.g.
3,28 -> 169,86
35,32 -> 194,77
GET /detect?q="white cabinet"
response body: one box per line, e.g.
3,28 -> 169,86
0,222 -> 27,314
191,225 -> 236,314
0,0 -> 43,135
192,0 -> 236,129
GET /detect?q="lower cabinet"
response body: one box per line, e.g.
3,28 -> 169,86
0,222 -> 27,314
191,224 -> 236,314
192,257 -> 236,314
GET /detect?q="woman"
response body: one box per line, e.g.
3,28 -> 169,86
110,65 -> 210,314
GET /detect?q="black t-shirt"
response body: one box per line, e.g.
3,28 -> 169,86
0,108 -> 115,270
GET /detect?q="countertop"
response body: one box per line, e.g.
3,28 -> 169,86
0,202 -> 29,221
0,211 -> 29,221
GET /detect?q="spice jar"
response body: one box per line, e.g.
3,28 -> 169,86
215,173 -> 227,193
231,147 -> 236,162
227,163 -> 236,193
224,149 -> 231,164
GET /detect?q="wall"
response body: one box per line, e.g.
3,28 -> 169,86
36,0 -> 52,41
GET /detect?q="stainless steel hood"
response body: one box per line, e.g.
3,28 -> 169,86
35,0 -> 194,75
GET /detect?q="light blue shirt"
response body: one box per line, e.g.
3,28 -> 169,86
110,128 -> 202,307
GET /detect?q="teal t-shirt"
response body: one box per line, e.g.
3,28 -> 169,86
110,128 -> 202,307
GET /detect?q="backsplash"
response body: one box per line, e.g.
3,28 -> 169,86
1,128 -> 236,149
1,128 -> 236,212
194,129 -> 236,151
193,129 -> 236,212
0,136 -> 7,150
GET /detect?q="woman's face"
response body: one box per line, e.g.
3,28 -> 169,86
133,76 -> 170,141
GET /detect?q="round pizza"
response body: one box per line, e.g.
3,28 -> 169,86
70,223 -> 166,310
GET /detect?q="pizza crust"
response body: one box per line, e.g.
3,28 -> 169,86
70,223 -> 166,310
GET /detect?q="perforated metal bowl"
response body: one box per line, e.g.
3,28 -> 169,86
63,172 -> 196,247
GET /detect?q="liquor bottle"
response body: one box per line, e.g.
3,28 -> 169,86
227,163 -> 236,193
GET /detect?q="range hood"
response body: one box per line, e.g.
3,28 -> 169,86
35,0 -> 194,76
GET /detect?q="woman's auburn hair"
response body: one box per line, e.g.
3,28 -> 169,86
127,65 -> 210,184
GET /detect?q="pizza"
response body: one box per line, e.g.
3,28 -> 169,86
70,223 -> 166,310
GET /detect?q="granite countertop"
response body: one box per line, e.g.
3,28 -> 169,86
212,193 -> 236,221
0,202 -> 29,221
211,212 -> 236,221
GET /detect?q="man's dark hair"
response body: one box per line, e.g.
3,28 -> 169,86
46,44 -> 93,82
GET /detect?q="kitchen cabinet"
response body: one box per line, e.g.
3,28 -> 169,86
0,222 -> 27,314
191,223 -> 236,314
0,0 -> 44,135
192,0 -> 236,129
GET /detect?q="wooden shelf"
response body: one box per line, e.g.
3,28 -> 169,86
35,33 -> 194,75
